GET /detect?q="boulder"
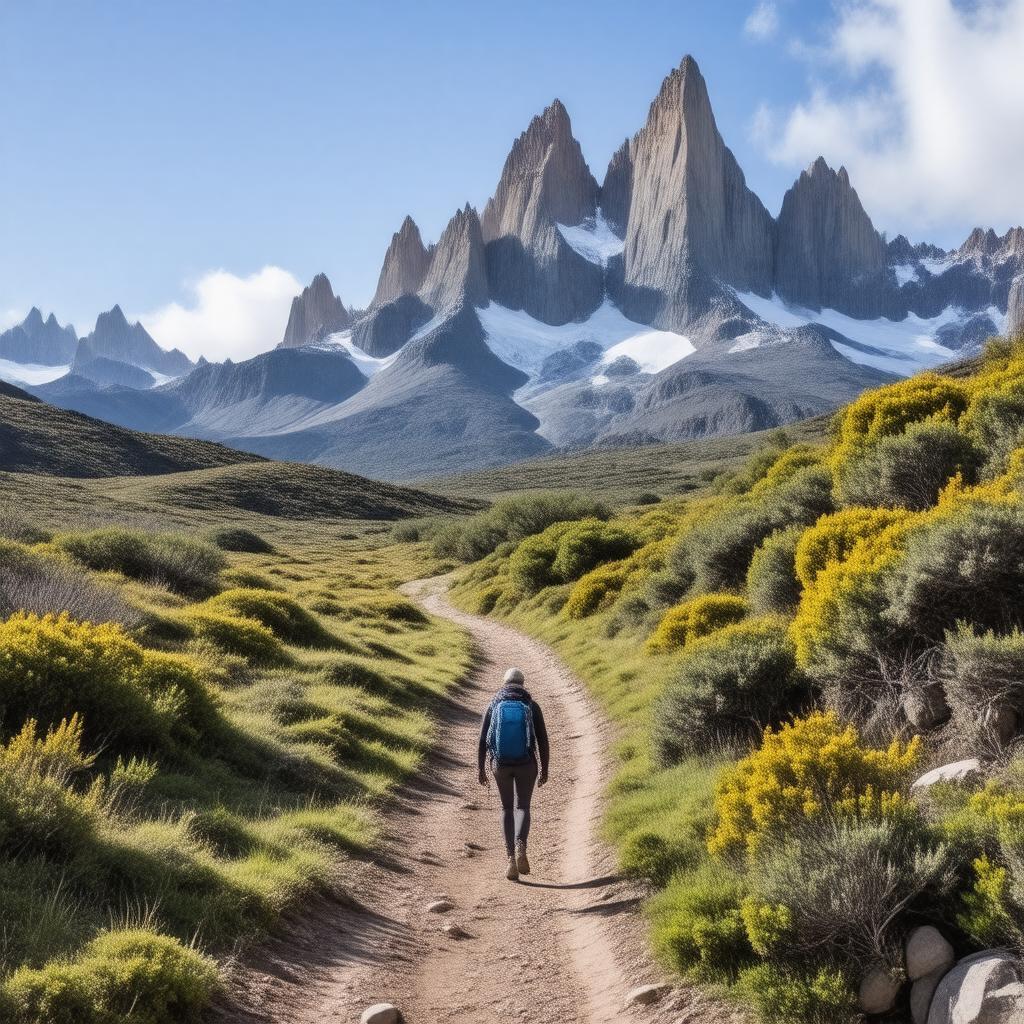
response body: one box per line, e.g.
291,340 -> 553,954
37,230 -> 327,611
912,759 -> 982,791
361,1004 -> 401,1024
907,926 -> 956,980
904,685 -> 951,731
442,920 -> 470,939
425,900 -> 453,914
624,984 -> 671,1007
927,950 -> 1024,1024
860,965 -> 902,1015
913,968 -> 948,1024
982,705 -> 1018,746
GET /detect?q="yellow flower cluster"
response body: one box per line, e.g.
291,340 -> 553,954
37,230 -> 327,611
648,593 -> 749,653
708,711 -> 921,860
793,507 -> 911,588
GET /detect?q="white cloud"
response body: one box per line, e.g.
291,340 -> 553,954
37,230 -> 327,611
745,1 -> 780,40
0,309 -> 25,331
756,0 -> 1024,237
139,266 -> 303,363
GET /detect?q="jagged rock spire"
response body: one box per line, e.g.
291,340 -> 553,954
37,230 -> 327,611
600,138 -> 633,238
279,272 -> 350,348
774,157 -> 887,316
1009,276 -> 1024,339
371,215 -> 432,308
420,204 -> 488,314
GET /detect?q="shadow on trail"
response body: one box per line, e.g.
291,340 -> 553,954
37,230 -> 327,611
517,873 -> 622,891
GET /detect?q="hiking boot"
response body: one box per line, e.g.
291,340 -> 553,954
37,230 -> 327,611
505,856 -> 519,881
515,841 -> 531,876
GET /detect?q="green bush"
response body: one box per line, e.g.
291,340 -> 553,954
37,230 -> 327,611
205,526 -> 274,554
889,502 -> 1024,640
55,529 -> 226,598
620,830 -> 694,886
181,609 -> 285,665
550,520 -> 638,582
3,928 -> 218,1024
0,612 -> 217,750
652,619 -> 808,765
432,492 -> 608,561
204,589 -> 338,647
736,964 -> 858,1024
649,861 -> 752,983
836,420 -> 982,510
747,527 -> 803,615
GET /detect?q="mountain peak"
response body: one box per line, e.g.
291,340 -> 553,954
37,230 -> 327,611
371,216 -> 431,308
420,204 -> 488,314
25,307 -> 44,328
279,272 -> 350,348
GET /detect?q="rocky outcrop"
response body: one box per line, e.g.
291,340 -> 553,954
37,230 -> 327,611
774,158 -> 888,316
600,139 -> 633,238
615,56 -> 774,337
927,950 -> 1024,1024
419,205 -> 488,314
1008,276 -> 1024,338
370,216 -> 432,308
0,308 -> 78,365
74,305 -> 193,377
279,273 -> 350,348
482,100 -> 603,324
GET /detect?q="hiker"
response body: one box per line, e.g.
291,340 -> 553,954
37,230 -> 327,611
478,667 -> 550,881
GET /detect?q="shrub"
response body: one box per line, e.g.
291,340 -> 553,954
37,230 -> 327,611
181,609 -> 285,665
3,928 -> 218,1024
649,861 -> 752,983
708,711 -> 922,862
635,492 -> 662,505
746,816 -> 953,969
432,492 -> 608,561
888,502 -> 1024,642
962,374 -> 1024,476
204,589 -> 337,647
794,507 -> 909,589
831,373 -> 969,467
0,540 -> 139,628
736,964 -> 858,1024
390,521 -> 422,543
836,420 -> 982,510
749,445 -> 824,496
619,830 -> 695,886
363,595 -> 428,624
0,612 -> 216,750
550,520 -> 639,582
205,526 -> 274,554
957,854 -> 1024,950
747,527 -> 803,615
647,594 -> 749,653
651,619 -> 808,766
55,529 -> 226,598
565,562 -> 630,619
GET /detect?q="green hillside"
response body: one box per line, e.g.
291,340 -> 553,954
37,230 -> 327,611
433,339 -> 1024,1023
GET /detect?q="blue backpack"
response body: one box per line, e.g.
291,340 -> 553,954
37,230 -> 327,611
488,699 -> 534,763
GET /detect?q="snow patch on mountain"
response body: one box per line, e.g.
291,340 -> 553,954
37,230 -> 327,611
320,332 -> 399,377
0,359 -> 71,387
556,211 -> 625,267
734,290 -> 1001,376
478,300 -> 692,377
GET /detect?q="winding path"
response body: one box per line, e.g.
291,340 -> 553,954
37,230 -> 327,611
213,577 -> 740,1024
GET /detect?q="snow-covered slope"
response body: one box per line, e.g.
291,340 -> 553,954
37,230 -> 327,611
556,211 -> 624,267
734,291 -> 1003,376
0,359 -> 71,387
477,300 -> 693,378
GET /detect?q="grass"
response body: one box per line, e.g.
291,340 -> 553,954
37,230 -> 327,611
0,454 -> 473,1020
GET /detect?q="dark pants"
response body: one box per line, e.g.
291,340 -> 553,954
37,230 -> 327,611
493,759 -> 538,857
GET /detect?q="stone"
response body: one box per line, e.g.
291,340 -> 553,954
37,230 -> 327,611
623,984 -> 671,1007
442,920 -> 470,939
279,272 -> 350,348
927,950 -> 1024,1024
859,965 -> 902,1015
903,684 -> 951,731
425,900 -> 453,914
912,759 -> 982,791
907,926 -> 955,980
360,1004 -> 400,1024
912,969 -> 947,1024
982,705 -> 1018,747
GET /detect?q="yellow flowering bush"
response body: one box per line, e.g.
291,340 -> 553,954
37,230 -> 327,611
181,608 -> 285,666
648,594 -> 749,653
565,561 -> 630,619
708,711 -> 921,861
203,588 -> 338,647
794,507 -> 910,588
0,612 -> 214,749
750,446 -> 824,496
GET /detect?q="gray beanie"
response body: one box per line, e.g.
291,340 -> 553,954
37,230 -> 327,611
503,667 -> 525,686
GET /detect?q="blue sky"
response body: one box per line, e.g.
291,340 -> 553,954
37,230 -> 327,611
2,0 -> 1022,359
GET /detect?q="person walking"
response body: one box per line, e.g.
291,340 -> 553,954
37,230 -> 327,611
478,667 -> 549,881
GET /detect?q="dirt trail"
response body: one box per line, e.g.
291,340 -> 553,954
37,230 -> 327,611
213,577 -> 740,1024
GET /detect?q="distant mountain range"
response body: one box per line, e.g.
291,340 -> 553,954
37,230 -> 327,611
7,55 -> 1024,480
